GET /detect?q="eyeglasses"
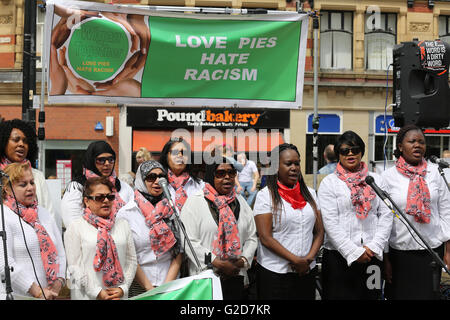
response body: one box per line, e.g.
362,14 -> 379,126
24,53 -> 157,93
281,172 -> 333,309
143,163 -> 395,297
339,146 -> 362,156
214,169 -> 237,179
86,193 -> 115,202
145,173 -> 167,183
170,149 -> 187,156
95,156 -> 115,165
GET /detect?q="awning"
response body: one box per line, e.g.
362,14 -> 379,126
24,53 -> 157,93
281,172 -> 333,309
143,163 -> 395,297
132,129 -> 284,153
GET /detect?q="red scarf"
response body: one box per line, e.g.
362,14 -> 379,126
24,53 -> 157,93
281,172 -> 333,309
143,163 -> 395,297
84,168 -> 126,212
335,162 -> 376,220
167,170 -> 190,213
395,156 -> 431,224
277,181 -> 307,210
83,208 -> 124,287
4,196 -> 59,285
134,190 -> 177,257
203,183 -> 241,260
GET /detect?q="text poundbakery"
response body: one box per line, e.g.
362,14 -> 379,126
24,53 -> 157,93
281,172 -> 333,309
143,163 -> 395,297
156,109 -> 261,126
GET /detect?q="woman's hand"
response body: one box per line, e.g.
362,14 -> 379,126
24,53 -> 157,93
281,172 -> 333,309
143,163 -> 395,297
383,254 -> 392,284
212,258 -> 240,278
290,256 -> 313,276
105,287 -> 124,300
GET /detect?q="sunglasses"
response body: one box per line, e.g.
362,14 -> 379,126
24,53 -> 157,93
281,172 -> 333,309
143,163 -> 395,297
86,193 -> 115,202
339,146 -> 362,156
95,156 -> 115,165
214,169 -> 237,179
145,173 -> 167,183
170,149 -> 187,156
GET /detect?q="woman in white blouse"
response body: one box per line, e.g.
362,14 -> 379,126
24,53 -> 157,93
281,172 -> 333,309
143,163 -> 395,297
159,137 -> 205,213
64,177 -> 137,300
382,124 -> 450,300
61,141 -> 134,229
117,160 -> 182,297
0,162 -> 66,299
180,157 -> 257,300
254,143 -> 324,300
318,131 -> 392,300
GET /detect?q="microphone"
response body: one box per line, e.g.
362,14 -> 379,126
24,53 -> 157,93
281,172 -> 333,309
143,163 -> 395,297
365,175 -> 393,210
158,177 -> 176,211
0,170 -> 9,178
430,155 -> 450,168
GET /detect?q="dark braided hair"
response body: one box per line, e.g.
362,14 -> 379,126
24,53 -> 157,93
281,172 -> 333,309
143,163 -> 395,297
393,124 -> 425,159
266,143 -> 319,223
0,119 -> 38,168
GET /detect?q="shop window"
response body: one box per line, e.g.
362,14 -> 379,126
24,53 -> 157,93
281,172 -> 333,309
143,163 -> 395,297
365,12 -> 396,70
439,15 -> 450,45
305,134 -> 340,174
320,11 -> 353,70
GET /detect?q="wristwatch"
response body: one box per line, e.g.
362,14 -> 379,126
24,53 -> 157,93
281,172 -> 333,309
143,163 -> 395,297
240,256 -> 250,269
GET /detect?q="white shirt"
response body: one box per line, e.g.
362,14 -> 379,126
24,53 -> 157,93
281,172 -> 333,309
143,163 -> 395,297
0,205 -> 66,297
64,217 -> 137,300
32,168 -> 56,226
117,200 -> 175,287
180,191 -> 257,282
381,162 -> 450,251
253,186 -> 319,274
167,176 -> 205,209
61,179 -> 134,229
318,172 -> 393,266
238,160 -> 258,183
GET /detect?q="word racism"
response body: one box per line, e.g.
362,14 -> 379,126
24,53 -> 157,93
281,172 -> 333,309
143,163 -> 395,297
175,35 -> 277,81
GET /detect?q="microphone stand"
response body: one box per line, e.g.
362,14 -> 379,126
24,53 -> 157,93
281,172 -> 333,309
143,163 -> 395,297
436,165 -> 450,192
0,180 -> 13,300
378,189 -> 450,299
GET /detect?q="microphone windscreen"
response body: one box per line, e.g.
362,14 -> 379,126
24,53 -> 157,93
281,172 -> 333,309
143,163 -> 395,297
158,177 -> 169,188
429,155 -> 438,164
365,175 -> 374,184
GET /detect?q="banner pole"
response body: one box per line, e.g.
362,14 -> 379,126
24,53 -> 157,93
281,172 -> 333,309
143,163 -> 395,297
312,11 -> 320,191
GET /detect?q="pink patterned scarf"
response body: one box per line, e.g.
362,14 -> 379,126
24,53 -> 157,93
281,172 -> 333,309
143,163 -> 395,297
84,168 -> 126,212
203,183 -> 241,260
335,162 -> 376,220
83,207 -> 124,287
395,156 -> 431,224
167,169 -> 190,213
134,190 -> 177,257
4,196 -> 59,285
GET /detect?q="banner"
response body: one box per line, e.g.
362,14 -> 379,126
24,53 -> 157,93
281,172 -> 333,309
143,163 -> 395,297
129,270 -> 223,300
45,0 -> 309,108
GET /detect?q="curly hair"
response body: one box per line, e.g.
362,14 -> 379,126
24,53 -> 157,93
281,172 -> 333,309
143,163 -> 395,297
0,119 -> 38,168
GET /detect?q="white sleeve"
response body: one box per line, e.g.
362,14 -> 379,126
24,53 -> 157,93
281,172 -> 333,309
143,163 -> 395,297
33,169 -> 56,224
364,174 -> 393,260
0,210 -> 35,294
60,182 -> 83,229
436,170 -> 450,243
318,177 -> 365,266
238,197 -> 258,269
117,220 -> 137,298
253,188 -> 272,216
180,196 -> 213,272
39,206 -> 67,279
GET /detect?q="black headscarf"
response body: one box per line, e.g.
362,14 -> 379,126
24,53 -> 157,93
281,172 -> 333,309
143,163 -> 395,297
73,141 -> 121,191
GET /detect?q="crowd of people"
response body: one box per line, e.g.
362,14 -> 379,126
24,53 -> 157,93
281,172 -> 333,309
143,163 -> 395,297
0,118 -> 449,300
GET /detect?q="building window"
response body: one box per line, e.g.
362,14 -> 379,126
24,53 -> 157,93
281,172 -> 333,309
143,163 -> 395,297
439,15 -> 450,44
320,11 -> 353,70
365,13 -> 397,70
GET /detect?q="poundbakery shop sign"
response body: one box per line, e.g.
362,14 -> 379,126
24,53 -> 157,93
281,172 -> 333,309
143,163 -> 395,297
127,107 -> 290,129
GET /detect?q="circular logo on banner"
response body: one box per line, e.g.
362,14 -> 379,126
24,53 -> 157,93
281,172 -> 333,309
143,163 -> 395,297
67,18 -> 129,82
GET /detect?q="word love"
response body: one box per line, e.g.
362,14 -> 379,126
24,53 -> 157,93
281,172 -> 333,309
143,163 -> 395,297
175,35 -> 277,49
